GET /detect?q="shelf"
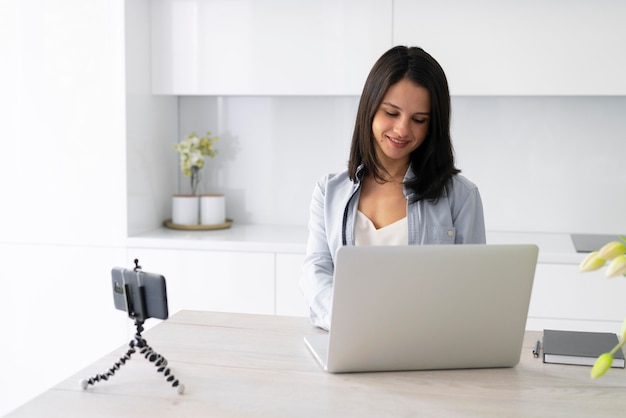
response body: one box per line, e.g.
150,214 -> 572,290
127,223 -> 308,254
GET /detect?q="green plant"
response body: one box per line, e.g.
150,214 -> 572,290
579,236 -> 626,378
173,131 -> 219,195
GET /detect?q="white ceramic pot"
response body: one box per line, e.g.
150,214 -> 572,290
172,195 -> 199,225
200,194 -> 226,225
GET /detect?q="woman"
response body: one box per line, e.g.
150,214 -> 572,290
300,46 -> 486,330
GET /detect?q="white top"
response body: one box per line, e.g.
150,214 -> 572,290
354,210 -> 408,246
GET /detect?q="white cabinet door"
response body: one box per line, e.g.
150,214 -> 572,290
128,248 -> 275,315
276,253 -> 308,317
526,263 -> 626,332
1,244 -> 129,417
151,0 -> 392,95
394,0 -> 626,95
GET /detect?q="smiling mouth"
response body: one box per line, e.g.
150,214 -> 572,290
387,136 -> 410,147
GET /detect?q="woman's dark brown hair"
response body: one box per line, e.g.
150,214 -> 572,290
348,46 -> 459,203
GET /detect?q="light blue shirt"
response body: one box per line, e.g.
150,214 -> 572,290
299,165 -> 486,330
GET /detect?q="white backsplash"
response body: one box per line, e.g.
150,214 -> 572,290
128,95 -> 626,235
452,96 -> 626,234
177,96 -> 359,226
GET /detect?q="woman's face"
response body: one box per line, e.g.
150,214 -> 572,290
371,78 -> 431,167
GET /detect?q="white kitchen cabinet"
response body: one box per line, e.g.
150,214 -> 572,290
526,263 -> 626,333
125,248 -> 309,317
486,232 -> 625,333
276,253 -> 308,317
393,0 -> 626,95
128,248 -> 276,315
0,243 -> 129,417
151,0 -> 392,95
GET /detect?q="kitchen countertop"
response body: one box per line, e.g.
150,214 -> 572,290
128,224 -> 593,265
486,231 -> 587,264
128,223 -> 310,254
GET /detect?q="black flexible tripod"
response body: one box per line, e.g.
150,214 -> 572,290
80,260 -> 185,394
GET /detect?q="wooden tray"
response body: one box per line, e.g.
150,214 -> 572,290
163,219 -> 233,231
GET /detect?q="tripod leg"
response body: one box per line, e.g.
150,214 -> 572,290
80,320 -> 184,394
133,321 -> 185,394
79,340 -> 137,390
138,342 -> 185,394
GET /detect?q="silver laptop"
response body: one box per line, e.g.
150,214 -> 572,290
304,244 -> 539,373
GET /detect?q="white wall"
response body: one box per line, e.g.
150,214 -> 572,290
0,0 -> 128,245
453,96 -> 626,234
165,95 -> 626,234
0,0 -> 131,415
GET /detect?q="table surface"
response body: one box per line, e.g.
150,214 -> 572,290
8,310 -> 626,417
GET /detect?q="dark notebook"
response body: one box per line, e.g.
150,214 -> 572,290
543,329 -> 625,368
570,233 -> 624,253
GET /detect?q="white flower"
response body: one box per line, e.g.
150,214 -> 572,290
173,131 -> 219,194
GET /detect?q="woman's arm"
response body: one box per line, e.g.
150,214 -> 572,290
451,177 -> 486,244
299,177 -> 335,330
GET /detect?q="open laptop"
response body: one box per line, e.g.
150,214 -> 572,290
304,244 -> 539,373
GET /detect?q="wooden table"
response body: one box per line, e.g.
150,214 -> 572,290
7,310 -> 626,417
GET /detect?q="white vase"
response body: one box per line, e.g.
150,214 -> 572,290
200,194 -> 226,225
172,195 -> 199,225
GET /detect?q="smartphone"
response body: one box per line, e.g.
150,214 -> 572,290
111,267 -> 169,321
